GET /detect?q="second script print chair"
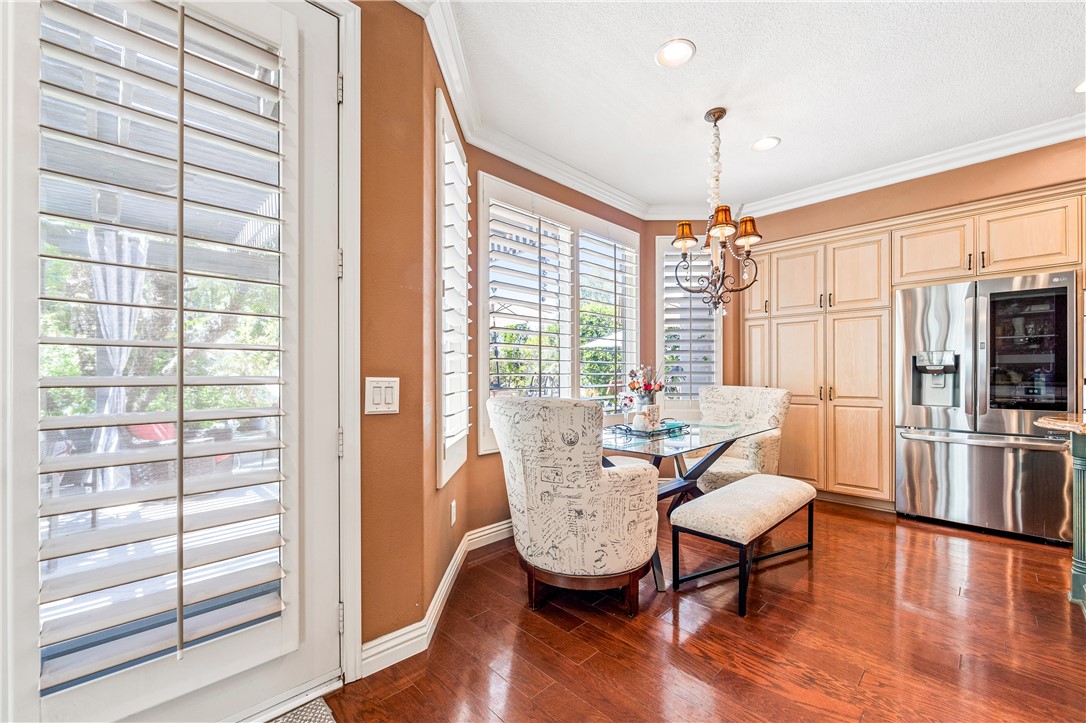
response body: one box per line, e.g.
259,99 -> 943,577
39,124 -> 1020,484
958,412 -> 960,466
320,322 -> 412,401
691,386 -> 792,492
487,397 -> 660,616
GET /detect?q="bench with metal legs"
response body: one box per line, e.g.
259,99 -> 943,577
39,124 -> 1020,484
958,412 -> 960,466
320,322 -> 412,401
670,475 -> 815,617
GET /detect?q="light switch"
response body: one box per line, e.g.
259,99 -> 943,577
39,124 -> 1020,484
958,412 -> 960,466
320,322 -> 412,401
365,377 -> 399,414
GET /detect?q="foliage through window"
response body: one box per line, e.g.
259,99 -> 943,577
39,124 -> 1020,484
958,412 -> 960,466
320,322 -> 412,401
480,177 -> 639,453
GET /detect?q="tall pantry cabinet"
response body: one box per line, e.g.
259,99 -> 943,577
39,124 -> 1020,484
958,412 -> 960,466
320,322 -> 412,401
744,233 -> 892,500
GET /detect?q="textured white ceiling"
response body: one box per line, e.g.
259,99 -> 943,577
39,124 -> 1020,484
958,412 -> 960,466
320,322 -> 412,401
449,1 -> 1086,212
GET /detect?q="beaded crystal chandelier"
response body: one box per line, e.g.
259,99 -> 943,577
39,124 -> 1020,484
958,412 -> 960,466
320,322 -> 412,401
673,107 -> 762,315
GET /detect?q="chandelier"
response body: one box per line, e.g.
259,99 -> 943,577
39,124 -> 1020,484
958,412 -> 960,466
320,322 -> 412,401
672,107 -> 762,314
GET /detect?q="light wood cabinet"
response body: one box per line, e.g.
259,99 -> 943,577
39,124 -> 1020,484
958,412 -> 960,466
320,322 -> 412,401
892,217 -> 975,285
743,253 -> 771,318
826,233 -> 890,310
771,315 -> 825,489
771,246 -> 825,316
977,197 -> 1081,275
825,310 -> 891,500
742,319 -> 770,387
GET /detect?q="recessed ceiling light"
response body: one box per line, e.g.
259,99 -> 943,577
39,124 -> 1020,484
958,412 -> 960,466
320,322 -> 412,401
655,38 -> 696,68
1076,80 -> 1086,93
752,136 -> 781,151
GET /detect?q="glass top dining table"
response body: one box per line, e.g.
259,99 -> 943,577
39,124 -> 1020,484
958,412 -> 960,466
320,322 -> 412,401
601,421 -> 773,592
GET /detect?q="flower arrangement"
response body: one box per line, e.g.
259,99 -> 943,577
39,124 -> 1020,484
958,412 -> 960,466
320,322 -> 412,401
628,365 -> 664,404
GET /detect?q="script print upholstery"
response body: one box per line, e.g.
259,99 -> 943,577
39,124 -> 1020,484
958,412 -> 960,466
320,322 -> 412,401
694,386 -> 792,492
487,398 -> 660,576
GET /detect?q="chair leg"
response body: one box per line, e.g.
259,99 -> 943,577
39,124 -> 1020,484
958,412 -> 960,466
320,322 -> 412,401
807,501 -> 815,549
738,543 -> 752,617
624,572 -> 639,617
672,526 -> 681,591
526,565 -> 543,610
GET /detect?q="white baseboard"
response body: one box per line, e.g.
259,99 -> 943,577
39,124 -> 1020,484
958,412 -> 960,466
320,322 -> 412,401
359,518 -> 513,677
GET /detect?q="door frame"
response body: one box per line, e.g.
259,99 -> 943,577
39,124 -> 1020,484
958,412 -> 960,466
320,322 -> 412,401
0,0 -> 364,717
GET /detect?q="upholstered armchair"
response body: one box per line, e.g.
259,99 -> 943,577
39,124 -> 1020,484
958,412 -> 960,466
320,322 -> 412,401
486,397 -> 660,616
692,386 -> 792,492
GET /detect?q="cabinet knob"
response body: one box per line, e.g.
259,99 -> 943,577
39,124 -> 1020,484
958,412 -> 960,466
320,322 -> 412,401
828,293 -> 833,308
829,386 -> 835,401
819,293 -> 824,309
819,386 -> 823,400
764,299 -> 768,313
980,251 -> 986,269
966,253 -> 972,271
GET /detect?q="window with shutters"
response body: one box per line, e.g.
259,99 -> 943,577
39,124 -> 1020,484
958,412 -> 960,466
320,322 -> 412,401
436,90 -> 470,485
657,236 -> 721,414
577,231 -> 638,412
31,0 -> 291,694
478,175 -> 639,453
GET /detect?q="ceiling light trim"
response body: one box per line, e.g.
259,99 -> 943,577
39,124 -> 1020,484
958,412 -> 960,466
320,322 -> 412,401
407,2 -> 1084,224
644,112 -> 1086,219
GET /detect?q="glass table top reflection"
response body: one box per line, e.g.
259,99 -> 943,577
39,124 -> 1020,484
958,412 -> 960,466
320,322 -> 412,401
601,422 -> 771,458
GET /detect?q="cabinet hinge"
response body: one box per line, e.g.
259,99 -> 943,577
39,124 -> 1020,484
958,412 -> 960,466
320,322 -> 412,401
337,247 -> 344,279
337,427 -> 344,458
337,72 -> 344,104
338,602 -> 344,635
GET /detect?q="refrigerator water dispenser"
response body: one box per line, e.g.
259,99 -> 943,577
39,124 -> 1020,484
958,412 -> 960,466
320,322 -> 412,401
911,350 -> 959,407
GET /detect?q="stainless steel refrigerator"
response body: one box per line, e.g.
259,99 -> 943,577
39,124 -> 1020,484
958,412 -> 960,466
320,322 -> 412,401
894,271 -> 1077,542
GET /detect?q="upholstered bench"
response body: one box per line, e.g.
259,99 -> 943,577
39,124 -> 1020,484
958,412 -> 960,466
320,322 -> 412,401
670,473 -> 815,616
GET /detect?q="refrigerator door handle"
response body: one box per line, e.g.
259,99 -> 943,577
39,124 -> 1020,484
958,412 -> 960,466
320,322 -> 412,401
963,293 -> 975,419
898,431 -> 1069,452
975,293 -> 989,417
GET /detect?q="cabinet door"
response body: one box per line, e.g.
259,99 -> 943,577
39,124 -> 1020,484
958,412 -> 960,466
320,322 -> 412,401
742,319 -> 770,387
743,253 -> 771,318
827,233 -> 890,310
771,245 -> 825,316
771,315 -> 825,489
977,197 -> 1081,275
892,217 -> 975,284
825,310 -> 892,499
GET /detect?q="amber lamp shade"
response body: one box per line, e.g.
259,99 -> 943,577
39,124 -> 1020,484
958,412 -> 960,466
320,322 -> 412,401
736,216 -> 762,249
707,205 -> 737,238
672,220 -> 697,253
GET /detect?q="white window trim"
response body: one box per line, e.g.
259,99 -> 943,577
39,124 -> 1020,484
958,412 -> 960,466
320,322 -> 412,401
435,89 -> 469,487
476,173 -> 640,455
655,235 -> 723,420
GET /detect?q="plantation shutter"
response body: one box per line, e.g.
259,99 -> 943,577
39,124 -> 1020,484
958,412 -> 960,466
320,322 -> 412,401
577,232 -> 638,412
482,201 -> 573,448
661,245 -> 718,402
438,96 -> 471,484
37,0 -> 290,693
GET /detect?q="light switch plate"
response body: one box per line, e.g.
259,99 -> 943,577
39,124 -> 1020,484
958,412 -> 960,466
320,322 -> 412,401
365,377 -> 399,414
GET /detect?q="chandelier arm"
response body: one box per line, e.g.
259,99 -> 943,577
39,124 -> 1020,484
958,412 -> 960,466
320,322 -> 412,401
718,256 -> 759,295
673,255 -> 713,295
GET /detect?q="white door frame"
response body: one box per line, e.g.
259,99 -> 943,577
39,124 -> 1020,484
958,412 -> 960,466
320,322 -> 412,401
0,0 -> 364,716
306,0 -> 363,689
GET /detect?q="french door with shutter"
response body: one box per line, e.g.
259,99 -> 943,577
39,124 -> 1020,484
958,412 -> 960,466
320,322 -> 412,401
1,1 -> 342,720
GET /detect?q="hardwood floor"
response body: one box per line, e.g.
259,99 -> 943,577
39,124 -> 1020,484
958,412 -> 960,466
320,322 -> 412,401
327,501 -> 1085,722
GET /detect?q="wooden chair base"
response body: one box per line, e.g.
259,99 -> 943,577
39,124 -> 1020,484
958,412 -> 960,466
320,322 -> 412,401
517,555 -> 652,617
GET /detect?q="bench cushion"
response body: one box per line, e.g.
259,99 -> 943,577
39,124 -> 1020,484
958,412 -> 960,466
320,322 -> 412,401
670,473 -> 815,545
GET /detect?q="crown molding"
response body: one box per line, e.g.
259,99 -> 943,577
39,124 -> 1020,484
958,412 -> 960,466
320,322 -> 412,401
409,1 -> 1086,224
397,0 -> 434,18
419,0 -> 650,218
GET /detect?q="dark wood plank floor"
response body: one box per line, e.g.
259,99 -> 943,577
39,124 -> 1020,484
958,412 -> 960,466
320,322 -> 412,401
327,501 -> 1085,722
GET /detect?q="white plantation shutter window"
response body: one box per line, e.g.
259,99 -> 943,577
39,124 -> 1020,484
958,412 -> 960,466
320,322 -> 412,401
577,232 -> 638,412
436,91 -> 471,485
659,237 -> 720,410
477,175 -> 641,453
486,201 -> 574,398
35,0 -> 292,694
